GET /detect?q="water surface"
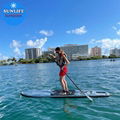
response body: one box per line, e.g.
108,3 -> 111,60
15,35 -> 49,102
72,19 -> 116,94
0,59 -> 120,120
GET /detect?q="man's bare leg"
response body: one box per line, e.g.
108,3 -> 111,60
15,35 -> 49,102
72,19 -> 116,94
60,76 -> 66,91
63,76 -> 69,91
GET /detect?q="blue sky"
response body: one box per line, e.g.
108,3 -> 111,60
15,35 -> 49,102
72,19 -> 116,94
0,0 -> 120,59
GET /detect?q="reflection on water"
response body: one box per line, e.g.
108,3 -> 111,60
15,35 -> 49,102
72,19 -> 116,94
63,99 -> 78,114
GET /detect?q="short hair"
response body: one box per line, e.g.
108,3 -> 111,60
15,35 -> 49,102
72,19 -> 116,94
55,47 -> 61,51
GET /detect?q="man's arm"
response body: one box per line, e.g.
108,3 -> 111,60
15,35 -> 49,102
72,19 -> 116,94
49,54 -> 56,59
62,54 -> 70,65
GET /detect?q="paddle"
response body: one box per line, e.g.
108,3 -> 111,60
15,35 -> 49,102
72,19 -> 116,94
63,70 -> 93,101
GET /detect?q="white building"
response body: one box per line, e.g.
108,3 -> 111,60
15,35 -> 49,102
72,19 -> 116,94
25,48 -> 41,59
61,44 -> 88,60
72,53 -> 87,60
47,44 -> 88,60
110,48 -> 120,57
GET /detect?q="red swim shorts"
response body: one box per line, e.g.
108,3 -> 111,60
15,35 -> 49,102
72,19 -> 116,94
59,66 -> 68,76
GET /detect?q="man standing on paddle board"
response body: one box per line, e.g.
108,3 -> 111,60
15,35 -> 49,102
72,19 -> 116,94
49,47 -> 70,94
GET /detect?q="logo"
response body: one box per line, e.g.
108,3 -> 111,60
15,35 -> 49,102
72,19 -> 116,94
2,2 -> 25,25
10,2 -> 17,8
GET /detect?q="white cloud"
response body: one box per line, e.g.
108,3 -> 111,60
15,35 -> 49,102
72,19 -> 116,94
26,40 -> 34,47
39,30 -> 54,36
116,29 -> 120,35
96,38 -> 120,49
113,22 -> 120,36
0,53 -> 8,60
9,37 -> 48,58
66,31 -> 71,34
66,26 -> 87,35
10,40 -> 21,48
117,22 -> 120,25
90,38 -> 120,55
14,48 -> 21,56
26,37 -> 48,48
10,40 -> 22,57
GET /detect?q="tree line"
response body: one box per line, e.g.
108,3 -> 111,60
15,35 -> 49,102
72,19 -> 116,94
0,54 -> 119,65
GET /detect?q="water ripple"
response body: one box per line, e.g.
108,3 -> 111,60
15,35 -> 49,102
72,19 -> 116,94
0,60 -> 120,120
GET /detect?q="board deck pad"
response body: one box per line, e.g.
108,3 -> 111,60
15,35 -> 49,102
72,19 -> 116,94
20,90 -> 110,98
51,90 -> 75,95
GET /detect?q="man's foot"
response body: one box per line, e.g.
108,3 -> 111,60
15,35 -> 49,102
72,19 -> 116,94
65,91 -> 73,95
62,90 -> 73,95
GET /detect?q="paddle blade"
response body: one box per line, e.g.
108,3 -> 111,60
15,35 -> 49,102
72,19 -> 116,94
85,93 -> 93,102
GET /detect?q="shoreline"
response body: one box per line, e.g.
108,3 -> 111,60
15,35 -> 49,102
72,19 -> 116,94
0,57 -> 119,66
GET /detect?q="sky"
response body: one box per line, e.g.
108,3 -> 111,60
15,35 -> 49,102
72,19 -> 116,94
0,0 -> 120,59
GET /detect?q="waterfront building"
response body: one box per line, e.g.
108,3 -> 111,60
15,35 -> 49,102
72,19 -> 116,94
25,48 -> 41,59
90,46 -> 101,57
42,51 -> 53,56
61,44 -> 88,60
47,44 -> 88,60
72,53 -> 87,60
110,48 -> 120,57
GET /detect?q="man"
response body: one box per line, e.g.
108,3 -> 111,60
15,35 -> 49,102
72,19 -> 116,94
49,47 -> 70,94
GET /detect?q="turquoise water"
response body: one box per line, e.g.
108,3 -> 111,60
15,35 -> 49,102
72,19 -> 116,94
0,59 -> 120,120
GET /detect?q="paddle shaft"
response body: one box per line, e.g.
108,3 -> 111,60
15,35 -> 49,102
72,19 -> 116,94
61,68 -> 93,101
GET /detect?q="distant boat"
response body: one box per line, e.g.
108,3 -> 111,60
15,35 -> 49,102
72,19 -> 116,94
110,59 -> 115,61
